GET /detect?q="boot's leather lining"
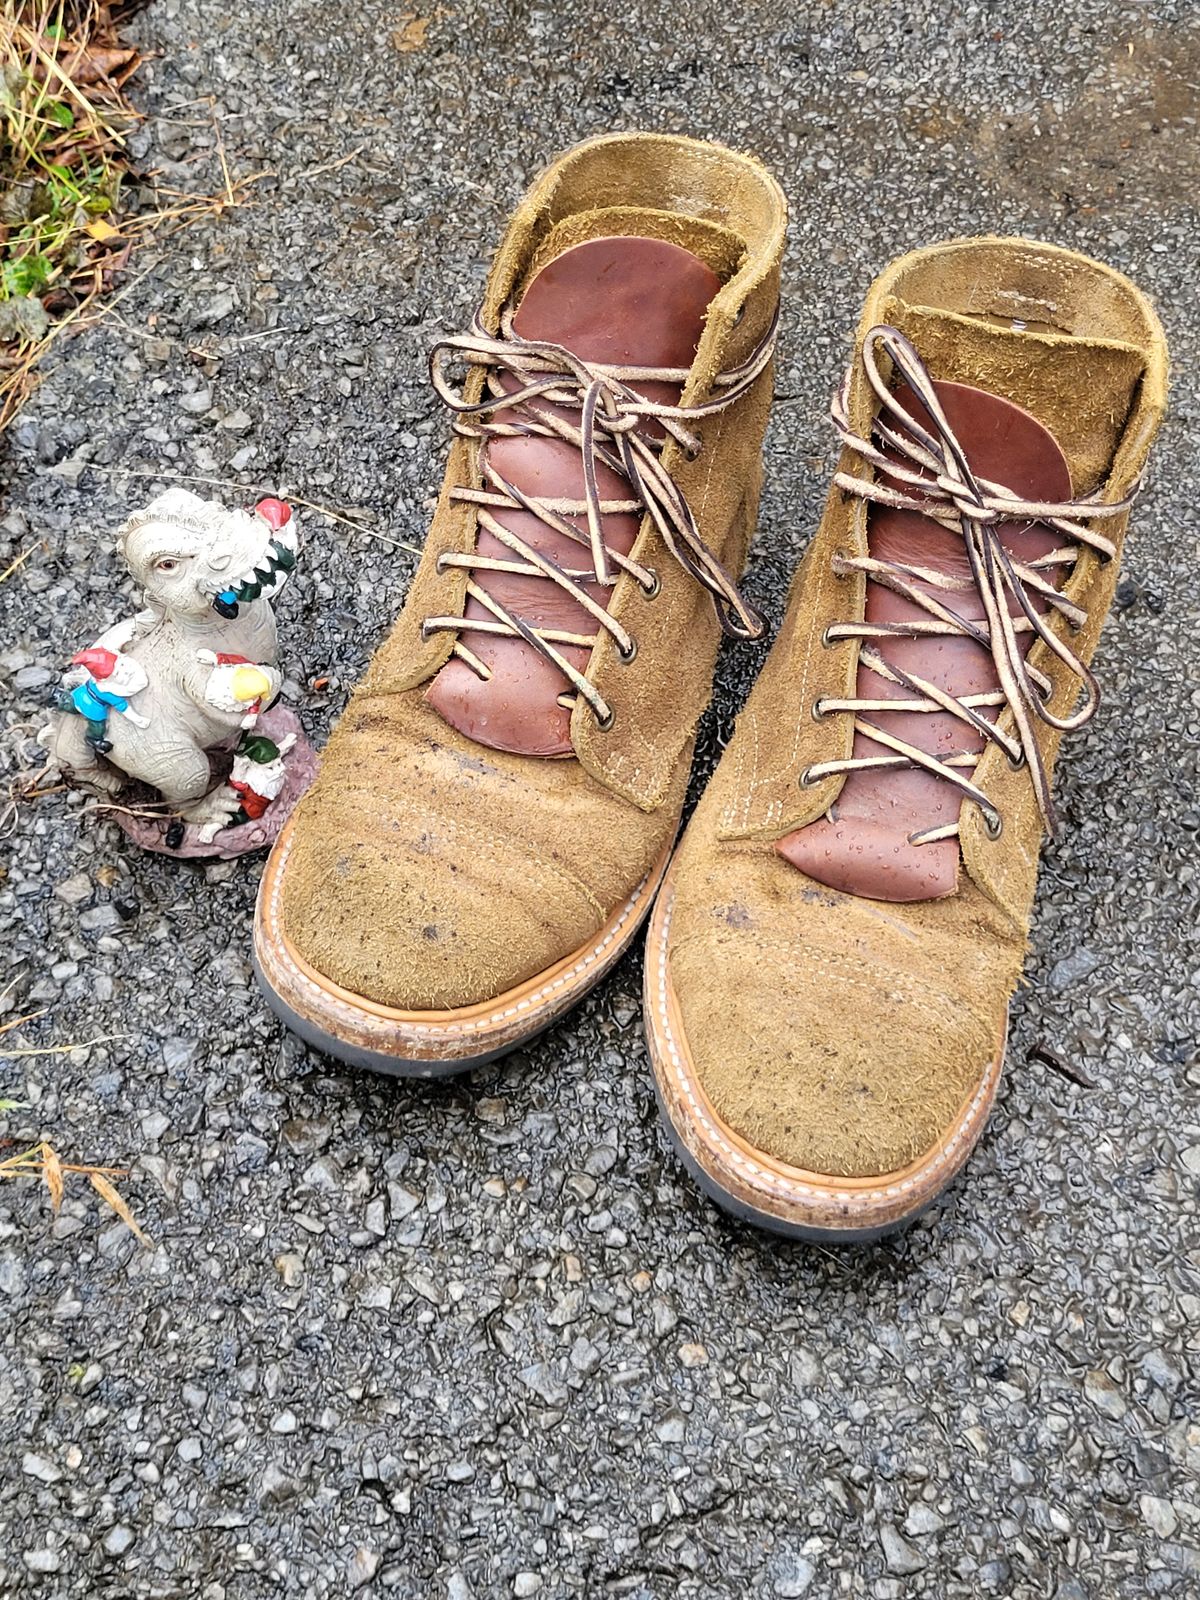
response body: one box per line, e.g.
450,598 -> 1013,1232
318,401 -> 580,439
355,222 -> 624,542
777,376 -> 1072,902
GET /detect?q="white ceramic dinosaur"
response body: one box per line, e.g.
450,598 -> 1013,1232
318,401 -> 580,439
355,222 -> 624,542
40,488 -> 300,833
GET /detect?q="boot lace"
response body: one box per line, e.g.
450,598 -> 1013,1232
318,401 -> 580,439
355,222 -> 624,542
422,304 -> 777,728
802,325 -> 1136,841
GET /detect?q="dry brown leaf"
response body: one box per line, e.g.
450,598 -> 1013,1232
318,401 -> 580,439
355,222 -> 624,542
391,15 -> 430,52
89,1170 -> 151,1246
62,45 -> 139,85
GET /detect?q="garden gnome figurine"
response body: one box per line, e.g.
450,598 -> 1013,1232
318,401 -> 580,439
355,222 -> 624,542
39,488 -> 317,859
56,643 -> 151,752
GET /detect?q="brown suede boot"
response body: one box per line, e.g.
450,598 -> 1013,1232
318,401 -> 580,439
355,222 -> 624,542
644,237 -> 1167,1239
254,133 -> 786,1073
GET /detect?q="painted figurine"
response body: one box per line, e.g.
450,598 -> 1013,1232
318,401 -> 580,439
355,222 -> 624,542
56,642 -> 151,752
39,488 -> 316,858
228,730 -> 298,822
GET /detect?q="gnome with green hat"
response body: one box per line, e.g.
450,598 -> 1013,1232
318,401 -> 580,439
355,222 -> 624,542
226,730 -> 298,823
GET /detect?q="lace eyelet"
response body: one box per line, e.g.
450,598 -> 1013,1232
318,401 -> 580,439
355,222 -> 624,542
595,706 -> 615,732
810,699 -> 829,723
640,569 -> 661,600
435,553 -> 449,574
984,811 -> 1004,841
618,639 -> 638,665
820,625 -> 838,649
799,766 -> 820,788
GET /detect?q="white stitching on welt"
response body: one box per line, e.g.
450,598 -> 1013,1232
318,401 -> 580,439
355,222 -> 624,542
264,831 -> 650,1040
651,894 -> 1000,1204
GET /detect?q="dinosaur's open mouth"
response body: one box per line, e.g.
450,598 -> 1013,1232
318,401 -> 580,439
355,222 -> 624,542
212,519 -> 299,619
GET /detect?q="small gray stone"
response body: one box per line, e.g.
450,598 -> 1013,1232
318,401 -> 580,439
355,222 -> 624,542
199,290 -> 237,324
880,1524 -> 926,1576
54,872 -> 92,905
1084,1369 -> 1127,1420
519,1363 -> 567,1406
22,1452 -> 62,1483
1052,1581 -> 1090,1600
162,1037 -> 202,1071
770,1551 -> 816,1597
904,1504 -> 944,1536
1046,947 -> 1100,992
1141,1495 -> 1179,1538
79,903 -> 123,933
102,1525 -> 136,1557
348,1546 -> 380,1589
655,1410 -> 686,1443
260,1461 -> 300,1502
569,1336 -> 601,1375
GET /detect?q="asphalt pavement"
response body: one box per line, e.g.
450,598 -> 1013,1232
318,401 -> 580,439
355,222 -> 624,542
1,1 -> 1197,1595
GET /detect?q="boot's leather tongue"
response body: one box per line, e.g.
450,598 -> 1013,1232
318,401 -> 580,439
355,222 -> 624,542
777,380 -> 1073,902
425,236 -> 721,757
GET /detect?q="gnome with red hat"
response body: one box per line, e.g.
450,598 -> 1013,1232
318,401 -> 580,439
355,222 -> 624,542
56,646 -> 151,753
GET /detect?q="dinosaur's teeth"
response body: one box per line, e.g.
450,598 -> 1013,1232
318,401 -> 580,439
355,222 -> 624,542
230,536 -> 296,601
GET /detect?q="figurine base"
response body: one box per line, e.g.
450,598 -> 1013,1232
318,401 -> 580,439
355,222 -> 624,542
112,707 -> 317,860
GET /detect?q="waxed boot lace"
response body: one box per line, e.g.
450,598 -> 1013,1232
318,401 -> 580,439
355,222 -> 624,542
422,304 -> 777,728
802,325 -> 1136,841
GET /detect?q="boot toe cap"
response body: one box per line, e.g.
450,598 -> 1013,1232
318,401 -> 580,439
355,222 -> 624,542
275,692 -> 679,1011
665,856 -> 1013,1180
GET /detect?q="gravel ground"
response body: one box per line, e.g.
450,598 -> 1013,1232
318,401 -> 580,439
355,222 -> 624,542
2,1 -> 1198,1595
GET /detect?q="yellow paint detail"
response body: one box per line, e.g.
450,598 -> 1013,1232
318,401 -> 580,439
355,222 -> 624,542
230,665 -> 271,702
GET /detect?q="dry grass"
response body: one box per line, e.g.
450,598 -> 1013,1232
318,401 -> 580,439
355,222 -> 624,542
0,1137 -> 150,1243
0,2 -> 264,430
0,2 -> 141,422
0,1006 -> 150,1244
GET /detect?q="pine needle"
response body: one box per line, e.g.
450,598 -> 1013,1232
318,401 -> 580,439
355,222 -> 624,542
0,1030 -> 129,1058
0,1008 -> 48,1035
0,543 -> 40,586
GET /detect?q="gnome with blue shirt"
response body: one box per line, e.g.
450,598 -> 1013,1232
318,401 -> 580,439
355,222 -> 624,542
56,642 -> 151,754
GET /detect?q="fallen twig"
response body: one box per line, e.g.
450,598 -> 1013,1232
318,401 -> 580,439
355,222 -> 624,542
1027,1038 -> 1098,1090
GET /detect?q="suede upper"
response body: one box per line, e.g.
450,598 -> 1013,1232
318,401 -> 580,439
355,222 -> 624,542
281,693 -> 688,1010
664,237 -> 1168,1179
276,134 -> 786,1010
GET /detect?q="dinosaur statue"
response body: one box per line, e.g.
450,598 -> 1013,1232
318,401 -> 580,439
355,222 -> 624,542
39,487 -> 306,845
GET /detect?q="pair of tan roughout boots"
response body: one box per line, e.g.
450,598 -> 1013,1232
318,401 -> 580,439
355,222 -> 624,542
254,133 -> 1168,1242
